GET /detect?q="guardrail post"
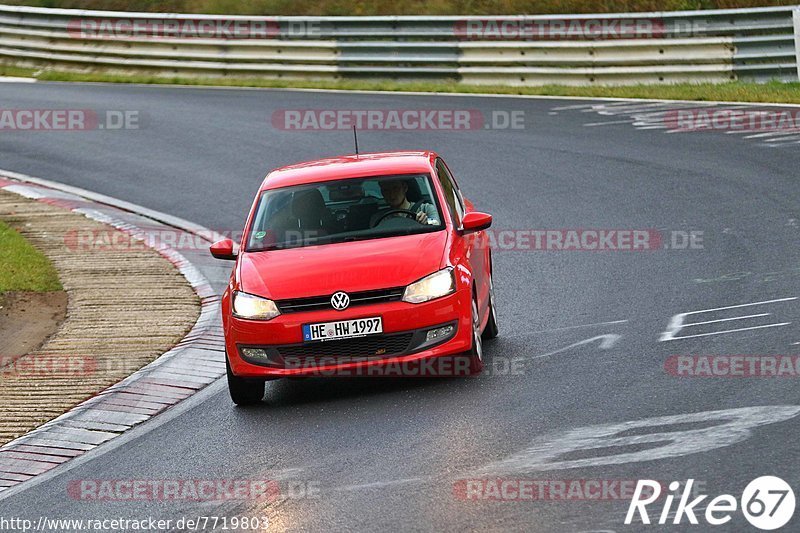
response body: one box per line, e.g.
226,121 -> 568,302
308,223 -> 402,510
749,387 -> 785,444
794,7 -> 800,81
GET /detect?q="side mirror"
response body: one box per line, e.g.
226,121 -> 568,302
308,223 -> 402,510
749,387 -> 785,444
461,212 -> 493,234
210,239 -> 238,261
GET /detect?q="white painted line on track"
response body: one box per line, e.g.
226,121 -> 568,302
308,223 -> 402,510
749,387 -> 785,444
584,119 -> 636,127
663,322 -> 791,341
474,406 -> 800,474
551,104 -> 596,111
335,477 -> 428,493
683,313 -> 771,328
530,334 -> 621,360
597,103 -> 694,115
765,135 -> 800,142
659,297 -> 796,342
767,141 -> 800,147
522,320 -> 629,335
681,297 -> 796,315
573,102 -> 800,148
744,130 -> 800,139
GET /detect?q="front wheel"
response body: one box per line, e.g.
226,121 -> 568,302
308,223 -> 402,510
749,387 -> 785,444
465,297 -> 484,376
482,274 -> 499,340
226,357 -> 265,406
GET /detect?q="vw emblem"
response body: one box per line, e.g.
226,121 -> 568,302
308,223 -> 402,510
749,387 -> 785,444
331,291 -> 350,311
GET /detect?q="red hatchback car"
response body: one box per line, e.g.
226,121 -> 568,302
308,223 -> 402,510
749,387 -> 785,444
211,151 -> 498,405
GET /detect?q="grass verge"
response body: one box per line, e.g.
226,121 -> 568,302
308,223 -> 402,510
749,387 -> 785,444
0,220 -> 63,293
0,64 -> 40,78
11,67 -> 800,104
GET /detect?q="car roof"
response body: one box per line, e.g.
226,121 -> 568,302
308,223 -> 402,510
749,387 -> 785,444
259,151 -> 438,191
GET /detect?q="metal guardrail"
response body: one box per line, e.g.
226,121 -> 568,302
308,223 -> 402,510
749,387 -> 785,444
0,4 -> 797,85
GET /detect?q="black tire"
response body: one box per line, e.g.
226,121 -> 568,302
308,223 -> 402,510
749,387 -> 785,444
466,297 -> 484,376
226,357 -> 265,406
482,274 -> 499,340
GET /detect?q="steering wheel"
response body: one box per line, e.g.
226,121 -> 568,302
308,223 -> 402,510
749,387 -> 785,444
371,209 -> 419,228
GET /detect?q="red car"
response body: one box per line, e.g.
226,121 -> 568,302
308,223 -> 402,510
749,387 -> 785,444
211,151 -> 498,405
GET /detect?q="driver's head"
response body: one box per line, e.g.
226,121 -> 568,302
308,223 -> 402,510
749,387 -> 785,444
379,180 -> 408,209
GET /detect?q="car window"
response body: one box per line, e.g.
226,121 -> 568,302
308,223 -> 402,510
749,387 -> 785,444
446,162 -> 467,213
435,159 -> 465,227
362,180 -> 382,199
245,174 -> 445,252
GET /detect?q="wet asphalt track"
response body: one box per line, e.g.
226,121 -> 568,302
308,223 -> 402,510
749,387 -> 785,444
1,82 -> 799,532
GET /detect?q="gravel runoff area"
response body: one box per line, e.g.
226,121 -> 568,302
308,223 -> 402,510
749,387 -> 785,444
0,187 -> 200,445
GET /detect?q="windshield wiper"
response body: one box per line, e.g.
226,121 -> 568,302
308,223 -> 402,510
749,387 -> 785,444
250,242 -> 305,252
248,227 -> 441,252
341,235 -> 376,243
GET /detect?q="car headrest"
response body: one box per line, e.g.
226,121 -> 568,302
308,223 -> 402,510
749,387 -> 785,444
292,189 -> 326,221
405,179 -> 422,202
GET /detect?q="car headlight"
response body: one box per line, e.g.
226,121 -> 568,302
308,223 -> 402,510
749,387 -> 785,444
402,268 -> 456,304
232,291 -> 281,320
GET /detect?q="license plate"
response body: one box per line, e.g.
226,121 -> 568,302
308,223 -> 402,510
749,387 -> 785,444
302,317 -> 383,342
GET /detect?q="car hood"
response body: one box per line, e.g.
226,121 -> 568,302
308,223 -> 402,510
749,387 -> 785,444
238,231 -> 448,300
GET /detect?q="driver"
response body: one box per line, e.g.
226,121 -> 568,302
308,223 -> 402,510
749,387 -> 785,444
371,179 -> 440,227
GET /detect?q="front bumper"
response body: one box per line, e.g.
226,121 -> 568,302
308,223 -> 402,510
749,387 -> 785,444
224,288 -> 473,378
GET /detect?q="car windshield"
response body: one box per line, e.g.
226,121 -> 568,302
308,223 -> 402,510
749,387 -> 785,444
245,174 -> 445,252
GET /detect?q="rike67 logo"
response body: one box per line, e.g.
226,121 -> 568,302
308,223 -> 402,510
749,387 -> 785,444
626,476 -> 795,530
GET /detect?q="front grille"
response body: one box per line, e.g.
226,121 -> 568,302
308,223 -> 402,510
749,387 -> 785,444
277,287 -> 404,313
276,333 -> 414,361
